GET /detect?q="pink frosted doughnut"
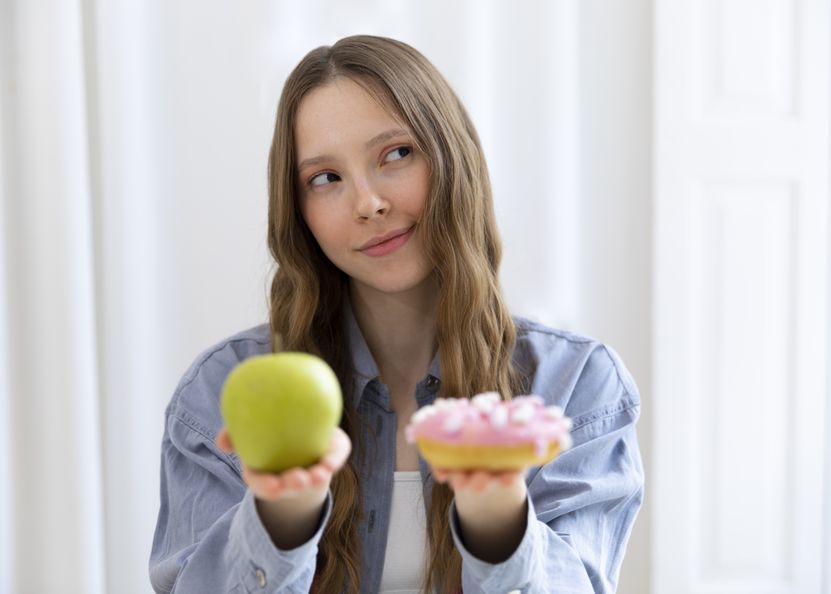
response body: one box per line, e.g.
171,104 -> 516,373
405,392 -> 573,471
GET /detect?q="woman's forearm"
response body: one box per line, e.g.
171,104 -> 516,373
255,486 -> 329,550
453,481 -> 528,563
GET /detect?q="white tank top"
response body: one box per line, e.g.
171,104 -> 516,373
379,471 -> 428,593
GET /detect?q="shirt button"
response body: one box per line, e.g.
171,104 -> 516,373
426,376 -> 440,389
255,568 -> 266,588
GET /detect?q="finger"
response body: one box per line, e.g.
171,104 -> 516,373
498,468 -> 526,486
308,465 -> 330,487
243,466 -> 284,498
282,468 -> 311,491
215,428 -> 233,453
499,471 -> 518,486
450,471 -> 472,491
469,470 -> 492,492
320,427 -> 352,471
261,475 -> 284,496
433,468 -> 449,483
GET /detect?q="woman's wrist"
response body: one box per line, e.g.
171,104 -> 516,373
453,479 -> 528,563
255,485 -> 329,550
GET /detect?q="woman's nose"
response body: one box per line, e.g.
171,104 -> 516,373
352,178 -> 389,220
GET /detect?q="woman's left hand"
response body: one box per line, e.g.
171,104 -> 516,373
431,466 -> 529,518
431,465 -> 530,562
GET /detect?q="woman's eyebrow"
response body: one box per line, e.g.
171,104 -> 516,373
365,128 -> 408,149
297,154 -> 333,172
297,129 -> 409,173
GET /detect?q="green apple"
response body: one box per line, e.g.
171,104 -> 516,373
220,352 -> 343,473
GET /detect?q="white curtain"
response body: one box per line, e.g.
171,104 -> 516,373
0,1 -> 651,593
0,0 -> 106,592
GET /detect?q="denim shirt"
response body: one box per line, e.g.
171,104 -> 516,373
150,306 -> 644,594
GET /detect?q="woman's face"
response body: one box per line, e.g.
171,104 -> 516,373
295,77 -> 434,297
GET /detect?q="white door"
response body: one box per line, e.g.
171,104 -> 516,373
652,1 -> 830,593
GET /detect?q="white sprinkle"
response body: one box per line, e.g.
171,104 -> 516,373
511,403 -> 534,424
442,414 -> 464,435
411,405 -> 437,424
489,406 -> 508,429
434,398 -> 454,411
482,391 -> 502,400
472,392 -> 501,411
544,405 -> 564,419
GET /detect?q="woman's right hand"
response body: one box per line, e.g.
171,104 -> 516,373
215,426 -> 352,503
216,426 -> 351,548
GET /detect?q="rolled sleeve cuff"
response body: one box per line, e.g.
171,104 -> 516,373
449,493 -> 540,593
229,489 -> 333,592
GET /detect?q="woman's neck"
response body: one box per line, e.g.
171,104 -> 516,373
349,275 -> 439,390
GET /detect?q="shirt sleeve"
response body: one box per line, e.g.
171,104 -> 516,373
448,344 -> 645,594
149,411 -> 332,594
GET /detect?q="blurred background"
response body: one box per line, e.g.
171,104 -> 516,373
0,0 -> 828,593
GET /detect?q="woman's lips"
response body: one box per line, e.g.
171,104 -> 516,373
359,226 -> 415,257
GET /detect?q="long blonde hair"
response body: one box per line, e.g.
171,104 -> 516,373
267,35 -> 526,594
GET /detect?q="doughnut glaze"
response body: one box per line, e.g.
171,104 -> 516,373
405,392 -> 573,470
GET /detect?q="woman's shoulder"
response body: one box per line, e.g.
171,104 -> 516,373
513,314 -> 597,345
165,324 -> 272,437
512,314 -> 619,371
511,315 -> 640,433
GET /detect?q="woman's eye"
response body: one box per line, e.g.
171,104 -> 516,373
309,172 -> 340,187
384,146 -> 411,163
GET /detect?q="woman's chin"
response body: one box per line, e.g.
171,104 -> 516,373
350,270 -> 437,298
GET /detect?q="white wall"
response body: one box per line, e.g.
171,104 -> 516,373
651,1 -> 830,592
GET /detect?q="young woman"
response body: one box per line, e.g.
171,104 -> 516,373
150,35 -> 644,594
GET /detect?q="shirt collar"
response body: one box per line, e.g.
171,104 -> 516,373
344,295 -> 441,410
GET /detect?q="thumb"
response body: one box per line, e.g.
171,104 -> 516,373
320,426 -> 352,472
215,427 -> 234,453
